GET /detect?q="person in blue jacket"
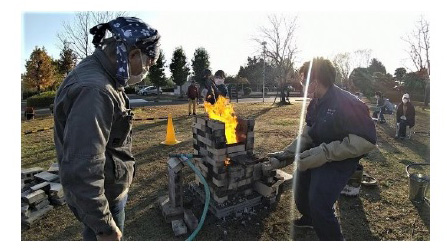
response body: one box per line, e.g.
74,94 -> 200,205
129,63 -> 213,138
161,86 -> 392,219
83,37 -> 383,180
268,57 -> 377,240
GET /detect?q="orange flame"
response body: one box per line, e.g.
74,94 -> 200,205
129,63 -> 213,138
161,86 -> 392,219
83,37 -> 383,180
204,95 -> 238,144
225,157 -> 231,167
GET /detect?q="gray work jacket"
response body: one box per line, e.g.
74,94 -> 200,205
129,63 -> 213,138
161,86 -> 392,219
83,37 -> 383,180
53,49 -> 135,235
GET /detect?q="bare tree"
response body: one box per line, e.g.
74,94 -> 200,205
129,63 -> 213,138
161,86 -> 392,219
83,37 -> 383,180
57,11 -> 128,60
352,49 -> 372,68
255,15 -> 299,105
402,15 -> 430,107
402,16 -> 430,74
332,52 -> 351,89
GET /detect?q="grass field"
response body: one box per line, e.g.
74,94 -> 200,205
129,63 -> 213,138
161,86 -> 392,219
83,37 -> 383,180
21,99 -> 430,241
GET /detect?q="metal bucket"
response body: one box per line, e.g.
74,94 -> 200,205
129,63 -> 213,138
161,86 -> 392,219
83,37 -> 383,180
406,163 -> 430,204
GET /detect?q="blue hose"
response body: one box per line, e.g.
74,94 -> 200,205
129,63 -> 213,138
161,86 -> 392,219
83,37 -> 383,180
169,154 -> 210,241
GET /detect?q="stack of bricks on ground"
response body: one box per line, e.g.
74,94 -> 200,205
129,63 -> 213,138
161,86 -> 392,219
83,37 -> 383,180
159,116 -> 292,236
21,163 -> 65,227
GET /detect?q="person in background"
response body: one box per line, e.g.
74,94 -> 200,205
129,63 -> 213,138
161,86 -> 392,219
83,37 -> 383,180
372,91 -> 386,123
53,17 -> 160,241
214,70 -> 228,98
187,80 -> 199,115
202,69 -> 219,104
395,93 -> 415,139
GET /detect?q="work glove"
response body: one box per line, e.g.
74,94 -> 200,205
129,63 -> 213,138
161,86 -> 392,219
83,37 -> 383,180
400,115 -> 407,120
267,126 -> 313,169
298,134 -> 376,171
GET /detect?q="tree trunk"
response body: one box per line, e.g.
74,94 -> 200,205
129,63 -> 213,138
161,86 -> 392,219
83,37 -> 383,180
279,85 -> 287,104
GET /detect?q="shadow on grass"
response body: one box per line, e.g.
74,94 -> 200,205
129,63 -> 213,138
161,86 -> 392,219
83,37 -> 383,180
413,201 -> 430,230
338,194 -> 381,241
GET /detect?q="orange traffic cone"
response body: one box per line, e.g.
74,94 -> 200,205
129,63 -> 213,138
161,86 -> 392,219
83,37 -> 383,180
161,113 -> 181,145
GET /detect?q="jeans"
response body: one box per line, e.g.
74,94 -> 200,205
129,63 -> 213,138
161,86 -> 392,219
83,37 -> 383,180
373,107 -> 392,121
68,194 -> 128,241
294,163 -> 356,240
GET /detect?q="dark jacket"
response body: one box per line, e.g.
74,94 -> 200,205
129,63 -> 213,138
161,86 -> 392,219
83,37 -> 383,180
187,84 -> 199,99
306,85 -> 377,168
204,78 -> 219,104
53,49 -> 135,235
396,101 -> 415,127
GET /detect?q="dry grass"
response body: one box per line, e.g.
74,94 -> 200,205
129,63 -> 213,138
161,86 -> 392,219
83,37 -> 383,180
21,100 -> 430,241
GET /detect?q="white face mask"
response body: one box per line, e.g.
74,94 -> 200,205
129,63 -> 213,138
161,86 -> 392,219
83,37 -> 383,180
214,78 -> 224,85
127,51 -> 150,85
403,99 -> 409,104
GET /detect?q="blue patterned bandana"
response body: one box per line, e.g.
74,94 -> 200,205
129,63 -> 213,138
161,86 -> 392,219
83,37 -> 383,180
90,17 -> 160,86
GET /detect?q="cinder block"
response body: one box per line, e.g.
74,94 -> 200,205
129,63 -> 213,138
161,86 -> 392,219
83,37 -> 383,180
197,162 -> 209,174
244,188 -> 253,196
207,157 -> 226,168
212,129 -> 225,138
208,120 -> 225,130
21,202 -> 29,217
22,190 -> 47,204
254,181 -> 275,197
228,151 -> 247,158
183,209 -> 198,231
167,157 -> 184,173
208,147 -> 227,156
47,163 -> 59,173
32,199 -> 50,211
227,144 -> 246,154
195,117 -> 207,126
21,205 -> 53,227
212,177 -> 227,187
193,122 -> 206,130
21,167 -> 44,181
34,171 -> 59,182
30,182 -> 51,193
209,153 -> 227,162
168,169 -> 183,208
49,182 -> 64,198
246,131 -> 254,139
199,147 -> 208,157
159,196 -> 184,223
253,163 -> 263,180
213,192 -> 228,204
171,219 -> 188,236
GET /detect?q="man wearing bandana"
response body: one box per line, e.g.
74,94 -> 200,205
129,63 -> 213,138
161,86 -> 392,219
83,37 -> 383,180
53,17 -> 160,241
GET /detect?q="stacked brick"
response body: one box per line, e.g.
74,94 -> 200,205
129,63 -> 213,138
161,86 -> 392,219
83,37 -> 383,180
21,163 -> 65,228
192,116 -> 256,204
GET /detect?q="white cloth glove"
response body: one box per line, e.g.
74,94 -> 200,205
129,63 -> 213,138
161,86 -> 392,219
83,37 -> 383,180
400,115 -> 407,120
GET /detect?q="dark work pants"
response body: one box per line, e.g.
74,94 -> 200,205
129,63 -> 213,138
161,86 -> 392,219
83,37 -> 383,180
398,120 -> 409,138
294,163 -> 356,240
68,194 -> 128,241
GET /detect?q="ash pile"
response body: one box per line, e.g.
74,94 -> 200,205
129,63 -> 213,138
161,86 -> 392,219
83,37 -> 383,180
21,163 -> 65,229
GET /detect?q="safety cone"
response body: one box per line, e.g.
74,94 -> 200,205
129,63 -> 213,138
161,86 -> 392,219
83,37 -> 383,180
161,113 -> 181,145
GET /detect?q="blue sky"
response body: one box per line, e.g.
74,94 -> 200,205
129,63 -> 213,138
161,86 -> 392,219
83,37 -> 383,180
22,11 -> 425,77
